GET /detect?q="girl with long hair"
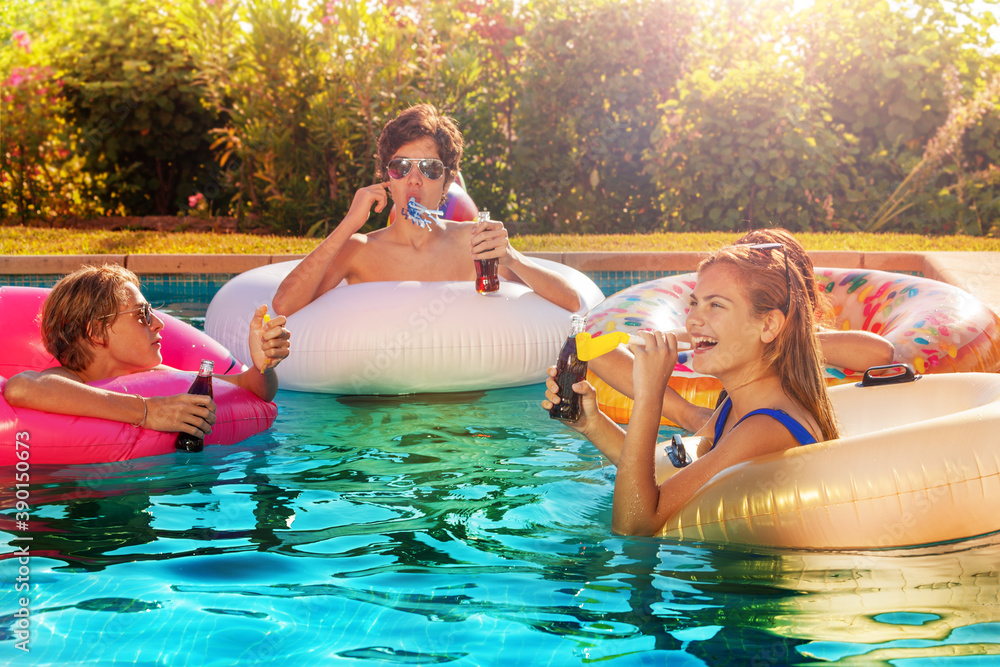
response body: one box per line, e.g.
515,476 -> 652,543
544,242 -> 840,535
586,228 -> 892,432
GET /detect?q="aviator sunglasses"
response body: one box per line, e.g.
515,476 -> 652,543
745,243 -> 791,315
99,302 -> 156,327
386,157 -> 446,181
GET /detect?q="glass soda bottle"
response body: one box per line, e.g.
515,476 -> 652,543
549,315 -> 588,422
175,359 -> 214,453
474,210 -> 500,294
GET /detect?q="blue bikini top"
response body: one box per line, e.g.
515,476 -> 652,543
711,397 -> 817,450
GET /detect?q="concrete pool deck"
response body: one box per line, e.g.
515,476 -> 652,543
2,250 -> 999,316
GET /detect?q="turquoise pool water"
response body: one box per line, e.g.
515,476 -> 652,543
3,281 -> 999,666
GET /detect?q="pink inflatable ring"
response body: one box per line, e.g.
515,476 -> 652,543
0,286 -> 277,465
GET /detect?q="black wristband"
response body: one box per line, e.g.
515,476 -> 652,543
667,434 -> 691,468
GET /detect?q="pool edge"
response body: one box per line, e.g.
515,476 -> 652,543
1,251 -> 998,315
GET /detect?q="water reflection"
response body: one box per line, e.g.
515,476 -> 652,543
749,538 -> 1000,661
3,384 -> 1000,664
625,536 -> 1000,664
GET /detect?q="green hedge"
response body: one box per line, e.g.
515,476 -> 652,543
2,0 -> 999,235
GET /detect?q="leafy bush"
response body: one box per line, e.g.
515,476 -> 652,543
511,0 -> 695,234
644,0 -> 1000,233
865,70 -> 1000,235
175,0 -> 526,235
178,0 -> 328,233
646,59 -> 859,232
3,0 -> 999,236
794,0 -> 997,233
45,0 -> 220,217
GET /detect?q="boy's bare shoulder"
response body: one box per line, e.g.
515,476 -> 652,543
438,219 -> 477,236
7,366 -> 84,387
341,229 -> 382,256
39,366 -> 85,382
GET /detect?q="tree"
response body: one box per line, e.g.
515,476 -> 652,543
645,0 -> 1000,233
796,0 -> 999,232
512,0 -> 695,234
51,0 -> 219,216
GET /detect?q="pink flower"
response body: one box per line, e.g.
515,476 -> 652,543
321,0 -> 341,25
188,193 -> 205,208
12,31 -> 31,53
5,67 -> 28,88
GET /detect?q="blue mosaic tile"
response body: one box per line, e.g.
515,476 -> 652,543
590,270 -> 689,296
0,268 -> 924,302
0,273 -> 237,296
0,274 -> 59,289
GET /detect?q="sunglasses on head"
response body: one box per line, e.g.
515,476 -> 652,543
100,302 -> 155,327
386,157 -> 446,181
745,243 -> 790,315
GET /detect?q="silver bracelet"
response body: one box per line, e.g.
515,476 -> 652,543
132,395 -> 147,428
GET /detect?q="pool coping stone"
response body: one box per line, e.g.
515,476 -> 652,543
2,251 -> 998,316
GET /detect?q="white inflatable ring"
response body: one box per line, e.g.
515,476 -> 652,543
206,259 -> 605,394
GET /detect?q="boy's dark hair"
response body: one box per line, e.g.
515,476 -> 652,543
376,104 -> 464,186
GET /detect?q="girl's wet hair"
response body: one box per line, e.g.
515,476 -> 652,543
698,243 -> 840,441
734,227 -> 834,322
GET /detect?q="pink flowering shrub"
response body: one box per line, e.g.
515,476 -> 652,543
12,31 -> 31,53
1,57 -> 108,221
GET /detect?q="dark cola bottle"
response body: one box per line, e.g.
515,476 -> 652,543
549,315 -> 588,422
474,210 -> 500,294
175,359 -> 214,452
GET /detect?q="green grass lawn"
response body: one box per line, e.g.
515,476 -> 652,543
3,225 -> 1000,255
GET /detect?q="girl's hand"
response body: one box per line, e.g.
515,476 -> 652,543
249,305 -> 291,372
629,330 -> 678,403
541,365 -> 604,437
144,394 -> 216,436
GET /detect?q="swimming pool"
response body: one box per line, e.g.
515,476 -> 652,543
3,281 -> 1000,665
